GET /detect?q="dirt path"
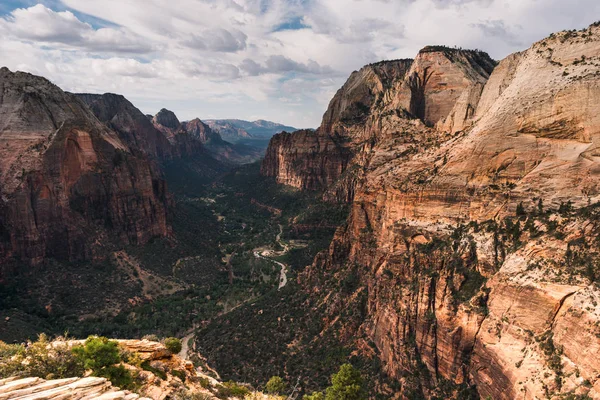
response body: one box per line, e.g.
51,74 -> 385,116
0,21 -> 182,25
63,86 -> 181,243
179,330 -> 195,360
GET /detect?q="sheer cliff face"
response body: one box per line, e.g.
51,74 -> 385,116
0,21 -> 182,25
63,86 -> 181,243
269,25 -> 600,398
0,68 -> 168,267
262,50 -> 495,198
77,94 -> 175,160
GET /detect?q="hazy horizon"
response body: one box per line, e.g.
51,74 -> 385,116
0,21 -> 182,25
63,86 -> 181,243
1,0 -> 599,128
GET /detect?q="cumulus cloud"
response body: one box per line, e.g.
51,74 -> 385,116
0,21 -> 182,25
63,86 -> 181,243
183,28 -> 248,52
471,20 -> 523,46
2,0 -> 600,128
0,4 -> 152,54
239,56 -> 334,76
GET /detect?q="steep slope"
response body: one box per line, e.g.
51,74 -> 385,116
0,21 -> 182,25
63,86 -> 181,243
262,50 -> 495,202
258,23 -> 600,399
0,68 -> 168,268
76,94 -> 174,160
152,110 -> 262,164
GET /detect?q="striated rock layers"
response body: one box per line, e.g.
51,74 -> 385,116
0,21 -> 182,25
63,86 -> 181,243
0,68 -> 169,268
266,24 -> 600,398
261,50 -> 495,201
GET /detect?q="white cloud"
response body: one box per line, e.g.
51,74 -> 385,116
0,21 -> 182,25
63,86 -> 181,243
0,4 -> 152,53
1,0 -> 600,128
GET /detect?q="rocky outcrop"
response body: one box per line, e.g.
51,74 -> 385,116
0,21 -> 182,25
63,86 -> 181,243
261,50 -> 495,200
261,130 -> 352,193
265,23 -> 600,398
76,94 -> 174,160
0,68 -> 169,267
0,376 -> 150,399
183,118 -> 224,146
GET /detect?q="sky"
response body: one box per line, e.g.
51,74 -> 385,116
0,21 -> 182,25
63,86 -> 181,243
1,0 -> 600,128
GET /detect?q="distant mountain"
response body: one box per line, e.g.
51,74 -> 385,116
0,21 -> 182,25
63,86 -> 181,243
204,119 -> 298,144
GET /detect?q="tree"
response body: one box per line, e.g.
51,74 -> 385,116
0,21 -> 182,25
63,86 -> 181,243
164,337 -> 182,354
266,376 -> 287,395
516,202 -> 526,218
72,336 -> 135,389
325,364 -> 365,400
72,336 -> 120,372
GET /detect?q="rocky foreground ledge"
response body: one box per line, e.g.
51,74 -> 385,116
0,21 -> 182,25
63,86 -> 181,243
0,376 -> 149,400
0,338 -> 263,400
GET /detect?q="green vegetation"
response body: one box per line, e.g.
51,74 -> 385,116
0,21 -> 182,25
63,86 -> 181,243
0,335 -> 136,390
216,381 -> 251,399
266,376 -> 287,395
164,337 -> 182,354
0,334 -> 84,380
72,336 -> 136,390
324,364 -> 365,400
302,364 -> 365,400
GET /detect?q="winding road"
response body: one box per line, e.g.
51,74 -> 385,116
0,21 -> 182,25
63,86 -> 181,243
253,224 -> 289,290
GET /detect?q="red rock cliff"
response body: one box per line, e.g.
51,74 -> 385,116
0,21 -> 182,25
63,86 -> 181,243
0,68 -> 169,267
274,24 -> 600,399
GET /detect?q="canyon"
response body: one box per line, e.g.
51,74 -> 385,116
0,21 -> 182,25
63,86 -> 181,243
2,19 -> 600,400
259,22 -> 600,399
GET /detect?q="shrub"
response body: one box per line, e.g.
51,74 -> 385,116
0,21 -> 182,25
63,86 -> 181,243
172,369 -> 186,382
142,334 -> 160,342
304,392 -> 325,400
0,334 -> 85,380
265,376 -> 286,395
72,336 -> 135,390
164,337 -> 182,354
216,381 -> 251,399
141,360 -> 167,380
101,365 -> 135,390
72,336 -> 121,372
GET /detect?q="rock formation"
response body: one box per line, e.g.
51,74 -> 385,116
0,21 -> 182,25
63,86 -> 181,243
0,68 -> 169,268
152,109 -> 261,164
262,23 -> 600,398
0,338 -> 260,400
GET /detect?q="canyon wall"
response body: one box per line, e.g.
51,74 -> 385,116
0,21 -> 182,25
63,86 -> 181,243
267,24 -> 600,398
0,68 -> 169,268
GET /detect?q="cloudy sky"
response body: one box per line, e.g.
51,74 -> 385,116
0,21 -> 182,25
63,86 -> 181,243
1,0 -> 599,128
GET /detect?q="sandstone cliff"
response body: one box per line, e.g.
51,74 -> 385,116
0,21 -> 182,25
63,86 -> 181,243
262,49 -> 495,201
264,23 -> 600,399
0,68 -> 169,268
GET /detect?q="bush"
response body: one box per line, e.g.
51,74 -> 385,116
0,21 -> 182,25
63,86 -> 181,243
164,337 -> 182,354
101,365 -> 135,390
142,334 -> 160,342
216,381 -> 251,399
72,336 -> 121,372
304,392 -> 325,400
266,376 -> 286,395
72,336 -> 135,390
0,334 -> 85,380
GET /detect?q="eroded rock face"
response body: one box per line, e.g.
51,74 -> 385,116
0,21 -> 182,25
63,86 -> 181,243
152,109 -> 261,164
266,24 -> 600,398
261,49 -> 495,200
0,68 -> 169,267
77,93 -> 174,160
183,118 -> 224,146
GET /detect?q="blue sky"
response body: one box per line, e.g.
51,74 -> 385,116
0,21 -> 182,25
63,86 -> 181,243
1,0 -> 600,128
